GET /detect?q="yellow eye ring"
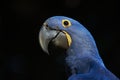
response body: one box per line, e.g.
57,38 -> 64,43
62,19 -> 71,28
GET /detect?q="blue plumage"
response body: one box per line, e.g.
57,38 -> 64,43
39,16 -> 119,80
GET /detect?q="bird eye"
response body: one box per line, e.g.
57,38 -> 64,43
62,19 -> 71,28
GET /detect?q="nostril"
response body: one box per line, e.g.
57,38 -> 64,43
45,24 -> 50,30
43,23 -> 49,29
46,24 -> 49,27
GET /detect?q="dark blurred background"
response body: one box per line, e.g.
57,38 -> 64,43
2,0 -> 120,80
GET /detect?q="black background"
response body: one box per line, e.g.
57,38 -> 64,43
3,0 -> 120,80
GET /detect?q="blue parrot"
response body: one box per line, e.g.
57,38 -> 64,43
39,16 -> 119,80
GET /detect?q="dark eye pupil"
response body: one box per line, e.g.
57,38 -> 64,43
64,21 -> 69,26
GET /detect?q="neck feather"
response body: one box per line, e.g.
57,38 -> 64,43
66,28 -> 104,74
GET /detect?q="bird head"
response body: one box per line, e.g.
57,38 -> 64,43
39,16 -> 82,54
39,16 -> 97,54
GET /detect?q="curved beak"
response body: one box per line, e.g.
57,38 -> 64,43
39,26 -> 71,54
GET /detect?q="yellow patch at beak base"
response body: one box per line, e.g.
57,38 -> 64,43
63,31 -> 72,46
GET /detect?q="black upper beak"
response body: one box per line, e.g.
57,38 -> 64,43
39,26 -> 69,54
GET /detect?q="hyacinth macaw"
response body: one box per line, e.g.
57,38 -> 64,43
39,16 -> 119,80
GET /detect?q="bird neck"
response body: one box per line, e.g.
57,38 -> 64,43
66,28 -> 104,74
